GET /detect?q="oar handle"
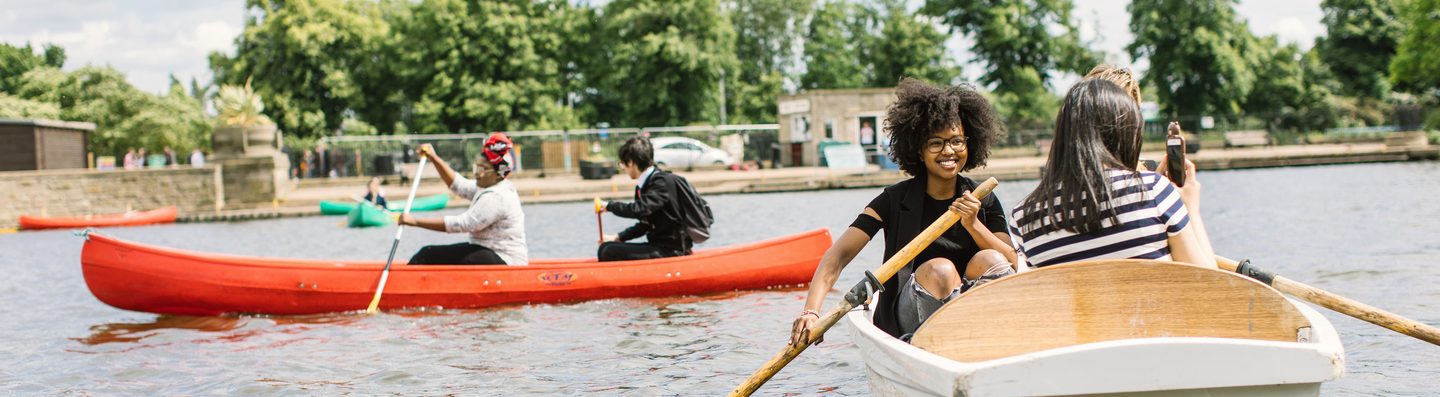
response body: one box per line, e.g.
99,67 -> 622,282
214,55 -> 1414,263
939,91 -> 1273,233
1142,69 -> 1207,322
1218,256 -> 1440,346
730,177 -> 999,396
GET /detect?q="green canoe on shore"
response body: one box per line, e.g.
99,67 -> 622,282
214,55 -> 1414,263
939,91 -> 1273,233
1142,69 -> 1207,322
346,202 -> 393,228
319,194 -> 450,215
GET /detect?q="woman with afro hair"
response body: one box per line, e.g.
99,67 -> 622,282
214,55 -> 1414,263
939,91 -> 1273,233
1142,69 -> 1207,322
790,78 -> 1019,342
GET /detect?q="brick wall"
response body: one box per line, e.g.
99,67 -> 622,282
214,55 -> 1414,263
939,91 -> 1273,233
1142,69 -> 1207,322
0,166 -> 222,229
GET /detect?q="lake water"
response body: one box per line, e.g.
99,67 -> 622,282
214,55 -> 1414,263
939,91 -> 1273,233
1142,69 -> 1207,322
2,162 -> 1437,395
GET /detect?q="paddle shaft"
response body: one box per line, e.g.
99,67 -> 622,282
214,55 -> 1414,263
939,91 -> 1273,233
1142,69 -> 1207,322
730,177 -> 998,396
595,197 -> 606,243
1217,256 -> 1440,346
366,155 -> 429,313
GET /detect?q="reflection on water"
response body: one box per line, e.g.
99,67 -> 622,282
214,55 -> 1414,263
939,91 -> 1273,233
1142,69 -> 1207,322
0,162 -> 1437,395
75,316 -> 246,345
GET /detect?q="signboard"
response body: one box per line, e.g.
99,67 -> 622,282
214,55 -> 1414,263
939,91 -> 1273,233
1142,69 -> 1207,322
778,99 -> 811,115
823,144 -> 867,170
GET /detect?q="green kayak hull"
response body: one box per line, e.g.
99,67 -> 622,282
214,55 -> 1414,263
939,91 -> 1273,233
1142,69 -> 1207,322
346,203 -> 393,228
387,194 -> 450,212
321,194 -> 448,215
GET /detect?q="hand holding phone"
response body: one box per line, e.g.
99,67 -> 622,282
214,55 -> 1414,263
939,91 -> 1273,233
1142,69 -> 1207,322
1165,122 -> 1187,187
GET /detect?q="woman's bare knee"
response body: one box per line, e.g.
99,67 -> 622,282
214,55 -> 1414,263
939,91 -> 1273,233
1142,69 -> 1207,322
965,249 -> 1010,280
915,258 -> 961,297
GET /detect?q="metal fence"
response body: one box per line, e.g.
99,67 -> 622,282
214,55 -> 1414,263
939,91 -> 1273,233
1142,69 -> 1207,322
301,124 -> 781,178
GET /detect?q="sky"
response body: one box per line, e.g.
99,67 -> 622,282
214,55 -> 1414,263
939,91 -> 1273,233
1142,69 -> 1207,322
0,0 -> 1325,95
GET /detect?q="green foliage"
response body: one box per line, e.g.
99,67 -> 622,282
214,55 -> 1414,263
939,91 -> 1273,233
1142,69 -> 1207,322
1316,0 -> 1401,98
1390,0 -> 1440,95
210,0 -> 392,137
1129,0 -> 1258,120
9,66 -> 210,157
0,42 -> 64,94
921,0 -> 1097,128
396,0 -> 583,134
726,0 -> 814,123
800,1 -> 869,90
869,0 -> 957,87
590,0 -> 737,127
801,1 -> 957,91
0,93 -> 60,119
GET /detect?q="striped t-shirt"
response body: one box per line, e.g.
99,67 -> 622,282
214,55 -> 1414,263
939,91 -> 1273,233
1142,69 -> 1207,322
1011,170 -> 1190,268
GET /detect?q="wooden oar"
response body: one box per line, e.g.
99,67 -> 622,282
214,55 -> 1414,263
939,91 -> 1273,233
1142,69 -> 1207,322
1217,256 -> 1440,346
594,197 -> 606,243
731,177 -> 999,396
365,155 -> 429,314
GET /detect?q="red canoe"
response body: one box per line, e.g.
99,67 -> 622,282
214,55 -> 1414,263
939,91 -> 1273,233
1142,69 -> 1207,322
20,206 -> 178,230
80,229 -> 830,316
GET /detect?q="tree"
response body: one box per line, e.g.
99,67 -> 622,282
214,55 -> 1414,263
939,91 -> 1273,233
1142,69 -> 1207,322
869,0 -> 957,87
13,66 -> 210,157
0,42 -> 65,94
396,0 -> 582,133
1316,0 -> 1402,99
1244,36 -> 1307,117
209,0 -> 392,137
590,0 -> 737,127
725,0 -> 813,123
0,93 -> 60,119
921,0 -> 1098,127
1390,0 -> 1440,95
1129,0 -> 1258,120
800,1 -> 869,90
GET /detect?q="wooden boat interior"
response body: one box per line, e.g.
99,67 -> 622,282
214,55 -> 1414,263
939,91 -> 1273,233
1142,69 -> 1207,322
911,259 -> 1313,362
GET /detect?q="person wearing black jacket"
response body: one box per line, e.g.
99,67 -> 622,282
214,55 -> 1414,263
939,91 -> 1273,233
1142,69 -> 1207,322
596,137 -> 691,261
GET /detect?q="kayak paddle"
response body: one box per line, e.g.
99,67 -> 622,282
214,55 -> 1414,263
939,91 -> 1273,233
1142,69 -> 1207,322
365,155 -> 428,314
594,197 -> 606,243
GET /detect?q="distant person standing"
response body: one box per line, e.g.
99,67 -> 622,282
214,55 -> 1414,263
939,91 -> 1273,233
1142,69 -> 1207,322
135,148 -> 147,168
123,148 -> 137,170
300,150 -> 315,178
595,137 -> 696,262
163,147 -> 177,168
190,149 -> 205,167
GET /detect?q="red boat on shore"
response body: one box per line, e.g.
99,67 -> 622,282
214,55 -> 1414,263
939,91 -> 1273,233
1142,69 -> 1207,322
20,206 -> 178,230
79,229 -> 830,316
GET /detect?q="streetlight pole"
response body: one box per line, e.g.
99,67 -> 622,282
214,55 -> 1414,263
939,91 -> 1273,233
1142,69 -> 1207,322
719,68 -> 727,126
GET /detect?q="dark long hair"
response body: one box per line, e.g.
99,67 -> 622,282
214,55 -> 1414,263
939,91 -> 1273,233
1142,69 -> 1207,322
1017,79 -> 1144,235
885,78 -> 1002,177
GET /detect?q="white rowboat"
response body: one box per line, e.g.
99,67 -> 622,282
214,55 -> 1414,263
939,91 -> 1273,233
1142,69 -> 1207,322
845,259 -> 1345,396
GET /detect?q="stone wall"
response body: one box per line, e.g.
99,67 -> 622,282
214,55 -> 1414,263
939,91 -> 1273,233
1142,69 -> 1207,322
216,154 -> 289,207
0,166 -> 222,229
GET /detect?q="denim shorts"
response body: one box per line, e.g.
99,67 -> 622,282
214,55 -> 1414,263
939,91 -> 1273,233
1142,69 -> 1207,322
894,265 -> 1014,338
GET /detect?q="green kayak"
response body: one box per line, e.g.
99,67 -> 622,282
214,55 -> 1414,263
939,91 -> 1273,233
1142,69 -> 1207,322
346,203 -> 393,228
386,194 -> 450,212
319,200 -> 357,215
321,194 -> 448,215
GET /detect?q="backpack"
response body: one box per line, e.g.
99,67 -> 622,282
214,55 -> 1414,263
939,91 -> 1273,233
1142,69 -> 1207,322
666,171 -> 714,244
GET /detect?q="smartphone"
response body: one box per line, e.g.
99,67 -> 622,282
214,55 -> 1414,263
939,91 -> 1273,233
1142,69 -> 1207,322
1140,159 -> 1159,172
1165,122 -> 1187,187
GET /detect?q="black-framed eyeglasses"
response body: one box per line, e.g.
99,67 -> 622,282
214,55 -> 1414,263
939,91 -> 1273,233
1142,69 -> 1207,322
925,137 -> 967,154
473,163 -> 495,175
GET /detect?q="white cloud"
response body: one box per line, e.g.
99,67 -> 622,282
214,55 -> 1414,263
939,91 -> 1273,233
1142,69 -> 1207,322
181,21 -> 240,53
0,1 -> 244,94
1268,17 -> 1313,46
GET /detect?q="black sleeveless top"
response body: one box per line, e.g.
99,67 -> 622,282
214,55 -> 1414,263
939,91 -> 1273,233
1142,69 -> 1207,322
860,176 -> 1008,338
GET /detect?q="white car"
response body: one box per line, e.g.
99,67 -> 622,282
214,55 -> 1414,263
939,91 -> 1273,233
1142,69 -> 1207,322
648,137 -> 734,168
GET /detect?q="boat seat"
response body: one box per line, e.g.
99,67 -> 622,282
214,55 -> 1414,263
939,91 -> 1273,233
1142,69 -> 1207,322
911,259 -> 1312,362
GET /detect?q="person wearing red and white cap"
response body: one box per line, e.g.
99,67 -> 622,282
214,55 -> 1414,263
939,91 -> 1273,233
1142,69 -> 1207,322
399,133 -> 528,265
